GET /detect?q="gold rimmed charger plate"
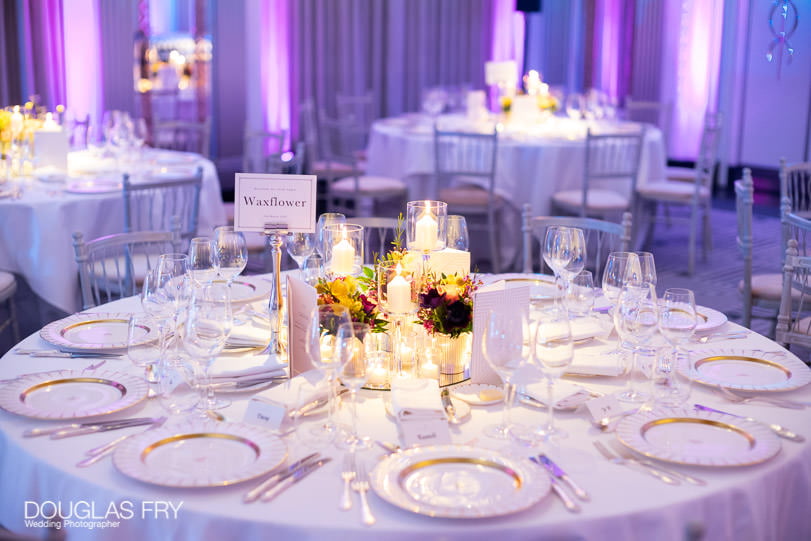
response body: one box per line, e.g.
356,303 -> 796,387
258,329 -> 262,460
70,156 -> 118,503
214,278 -> 273,305
0,368 -> 148,420
113,419 -> 287,487
694,305 -> 728,333
40,312 -> 158,352
479,273 -> 559,302
370,445 -> 550,518
616,408 -> 781,467
682,348 -> 811,391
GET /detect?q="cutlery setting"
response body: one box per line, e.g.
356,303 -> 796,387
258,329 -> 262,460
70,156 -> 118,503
714,386 -> 807,409
76,417 -> 167,467
13,348 -> 122,358
529,454 -> 587,513
24,417 -> 162,438
690,331 -> 749,344
693,404 -> 805,442
593,441 -> 680,485
243,452 -> 324,503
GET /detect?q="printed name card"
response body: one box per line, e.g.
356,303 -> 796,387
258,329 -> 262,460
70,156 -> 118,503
34,130 -> 69,170
234,173 -> 317,232
287,275 -> 317,377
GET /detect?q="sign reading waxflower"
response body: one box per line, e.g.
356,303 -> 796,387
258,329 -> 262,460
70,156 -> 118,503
233,173 -> 317,233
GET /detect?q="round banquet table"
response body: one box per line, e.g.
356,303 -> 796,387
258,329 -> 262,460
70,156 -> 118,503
0,149 -> 226,314
0,284 -> 810,541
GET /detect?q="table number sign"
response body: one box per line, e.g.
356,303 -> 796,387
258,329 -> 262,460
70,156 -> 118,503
233,173 -> 317,233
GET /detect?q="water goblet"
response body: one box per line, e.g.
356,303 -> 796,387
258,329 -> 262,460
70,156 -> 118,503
188,237 -> 217,285
335,322 -> 372,449
301,254 -> 324,287
446,215 -> 469,251
154,354 -> 199,417
566,270 -> 595,318
530,306 -> 574,440
654,288 -> 697,408
286,232 -> 316,279
213,225 -> 248,285
614,282 -> 658,402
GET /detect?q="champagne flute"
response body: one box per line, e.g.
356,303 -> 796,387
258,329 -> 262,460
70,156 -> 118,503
446,215 -> 469,251
286,232 -> 316,278
213,226 -> 248,285
481,308 -> 531,440
188,237 -> 217,285
182,282 -> 233,412
335,321 -> 371,449
127,313 -> 161,385
614,282 -> 658,402
530,306 -> 574,440
156,253 -> 190,361
655,288 -> 697,408
316,213 -> 346,258
304,304 -> 352,442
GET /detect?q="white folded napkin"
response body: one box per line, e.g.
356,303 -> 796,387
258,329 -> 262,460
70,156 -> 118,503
565,344 -> 624,377
226,325 -> 270,348
208,355 -> 286,382
523,380 -> 593,409
570,315 -> 611,342
253,370 -> 326,410
390,378 -> 447,421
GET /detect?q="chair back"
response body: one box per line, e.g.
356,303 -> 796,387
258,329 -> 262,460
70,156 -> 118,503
321,114 -> 367,165
580,126 -> 645,217
299,100 -> 322,165
521,204 -> 631,278
153,119 -> 211,157
434,127 -> 498,196
735,168 -> 755,327
779,158 -> 811,219
336,92 -> 374,133
242,129 -> 287,172
690,112 -> 723,195
348,217 -> 401,263
123,167 -> 203,245
776,233 -> 811,352
623,97 -> 672,152
72,222 -> 182,309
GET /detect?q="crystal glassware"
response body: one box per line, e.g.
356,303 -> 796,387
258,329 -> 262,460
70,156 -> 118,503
127,313 -> 161,385
213,226 -> 248,284
529,306 -> 574,440
446,215 -> 469,251
335,322 -> 372,449
654,288 -> 697,408
614,282 -> 659,402
566,269 -> 595,318
286,232 -> 316,278
188,237 -> 217,285
316,213 -> 346,258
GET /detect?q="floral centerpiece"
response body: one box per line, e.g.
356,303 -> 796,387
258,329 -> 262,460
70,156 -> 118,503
315,274 -> 387,332
417,272 -> 480,338
0,110 -> 11,157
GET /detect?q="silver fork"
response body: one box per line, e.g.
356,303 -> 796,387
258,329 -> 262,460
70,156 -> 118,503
609,441 -> 706,486
691,331 -> 748,344
715,386 -> 807,409
592,441 -> 680,485
340,452 -> 356,511
351,461 -> 376,526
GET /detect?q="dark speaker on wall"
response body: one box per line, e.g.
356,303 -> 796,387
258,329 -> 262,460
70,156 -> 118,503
515,0 -> 541,12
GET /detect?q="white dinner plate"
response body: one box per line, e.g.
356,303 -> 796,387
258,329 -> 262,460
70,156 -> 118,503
217,278 -> 273,305
370,445 -> 550,518
616,408 -> 781,467
478,273 -> 558,302
450,383 -> 504,405
0,368 -> 149,420
694,305 -> 728,333
40,312 -> 158,352
114,419 -> 287,487
684,348 -> 811,392
64,177 -> 122,194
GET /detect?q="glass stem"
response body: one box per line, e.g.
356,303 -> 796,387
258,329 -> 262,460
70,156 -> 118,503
502,381 -> 516,432
205,359 -> 216,408
326,371 -> 338,429
350,390 -> 359,442
546,378 -> 556,432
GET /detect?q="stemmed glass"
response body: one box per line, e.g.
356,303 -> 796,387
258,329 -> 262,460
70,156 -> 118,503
530,306 -> 574,440
182,282 -> 233,412
188,237 -> 217,285
635,252 -> 657,288
127,313 -> 161,385
558,228 -> 586,307
213,226 -> 248,285
286,232 -> 316,279
316,213 -> 346,257
481,308 -> 531,440
566,270 -> 595,318
303,304 -> 352,442
155,253 -> 191,361
655,288 -> 697,408
335,322 -> 371,449
565,93 -> 584,120
446,215 -> 469,251
614,282 -> 659,402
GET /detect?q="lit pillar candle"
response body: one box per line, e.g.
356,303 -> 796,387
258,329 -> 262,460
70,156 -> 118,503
10,106 -> 23,138
387,265 -> 411,313
421,360 -> 439,379
367,365 -> 388,387
331,237 -> 355,275
414,211 -> 438,251
41,112 -> 60,131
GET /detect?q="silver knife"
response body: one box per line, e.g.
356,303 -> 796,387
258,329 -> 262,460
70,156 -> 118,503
538,454 -> 590,501
260,457 -> 333,502
243,453 -> 320,503
210,375 -> 288,390
289,388 -> 349,419
50,417 -> 161,439
25,417 -> 157,438
694,403 -> 805,442
18,350 -> 122,358
529,456 -> 580,512
440,388 -> 460,424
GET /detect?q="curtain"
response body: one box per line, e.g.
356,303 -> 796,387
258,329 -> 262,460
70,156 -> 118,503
13,0 -> 66,109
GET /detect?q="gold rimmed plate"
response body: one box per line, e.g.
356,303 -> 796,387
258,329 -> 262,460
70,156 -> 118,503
0,368 -> 148,420
616,408 -> 781,467
213,278 -> 272,305
694,305 -> 727,333
682,348 -> 811,391
370,445 -> 550,518
480,273 -> 559,302
41,312 -> 158,352
113,419 -> 287,487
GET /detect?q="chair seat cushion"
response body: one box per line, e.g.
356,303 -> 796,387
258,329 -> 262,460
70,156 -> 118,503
332,175 -> 407,195
0,271 -> 16,302
439,185 -> 499,207
551,189 -> 629,211
737,273 -> 787,301
312,160 -> 366,177
665,166 -> 696,182
793,316 -> 811,335
637,181 -> 710,202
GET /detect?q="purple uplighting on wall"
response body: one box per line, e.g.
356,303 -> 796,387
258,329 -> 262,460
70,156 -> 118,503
63,0 -> 102,123
491,0 -> 523,77
261,0 -> 291,141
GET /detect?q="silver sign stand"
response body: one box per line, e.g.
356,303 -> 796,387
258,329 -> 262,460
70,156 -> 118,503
263,222 -> 288,359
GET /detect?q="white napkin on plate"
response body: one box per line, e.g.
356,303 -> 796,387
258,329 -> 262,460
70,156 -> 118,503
226,325 -> 270,348
523,380 -> 593,409
565,344 -> 624,377
570,315 -> 611,342
390,378 -> 447,421
208,355 -> 286,382
253,370 -> 325,409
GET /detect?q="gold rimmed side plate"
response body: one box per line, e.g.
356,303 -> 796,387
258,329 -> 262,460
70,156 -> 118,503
40,312 -> 158,352
684,348 -> 811,391
0,369 -> 148,420
370,445 -> 550,518
616,408 -> 781,467
113,419 -> 287,487
213,279 -> 272,304
694,305 -> 727,332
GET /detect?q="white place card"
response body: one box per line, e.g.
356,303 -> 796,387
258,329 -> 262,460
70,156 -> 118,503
34,129 -> 69,170
287,275 -> 318,377
244,370 -> 324,430
585,395 -> 625,424
234,173 -> 316,233
470,281 -> 530,385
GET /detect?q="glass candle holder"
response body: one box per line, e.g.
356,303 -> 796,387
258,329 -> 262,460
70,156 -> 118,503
406,200 -> 447,253
376,260 -> 417,316
322,223 -> 364,278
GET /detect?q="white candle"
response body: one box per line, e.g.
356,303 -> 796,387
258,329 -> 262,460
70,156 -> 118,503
414,211 -> 438,251
421,361 -> 439,380
367,365 -> 388,387
10,106 -> 23,137
331,238 -> 355,275
41,112 -> 60,131
387,265 -> 411,313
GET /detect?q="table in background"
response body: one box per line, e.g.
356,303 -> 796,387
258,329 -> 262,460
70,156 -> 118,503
0,290 -> 809,540
0,149 -> 226,314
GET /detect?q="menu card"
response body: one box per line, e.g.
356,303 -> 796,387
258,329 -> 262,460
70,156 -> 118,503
470,280 -> 530,385
34,130 -> 69,171
286,275 -> 317,377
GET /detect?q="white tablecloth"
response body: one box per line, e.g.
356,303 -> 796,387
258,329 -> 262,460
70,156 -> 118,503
0,290 -> 809,540
0,149 -> 226,313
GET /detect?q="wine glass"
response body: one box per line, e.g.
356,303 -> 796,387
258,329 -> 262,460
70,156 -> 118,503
543,226 -> 569,300
127,313 -> 161,385
213,226 -> 248,285
421,87 -> 448,117
316,213 -> 346,258
635,252 -> 657,288
601,252 -> 636,311
182,282 -> 233,412
530,306 -> 574,440
286,232 -> 316,278
614,282 -> 658,402
481,308 -> 531,440
188,237 -> 217,285
335,321 -> 371,449
154,354 -> 199,417
565,93 -> 584,120
303,304 -> 352,442
558,228 -> 586,307
446,215 -> 469,251
566,269 -> 595,318
301,254 -> 324,287
156,253 -> 190,360
655,288 -> 697,408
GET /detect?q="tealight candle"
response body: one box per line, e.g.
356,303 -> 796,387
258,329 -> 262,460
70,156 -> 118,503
414,211 -> 438,251
421,361 -> 439,380
331,237 -> 355,275
387,265 -> 411,313
367,365 -> 388,387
